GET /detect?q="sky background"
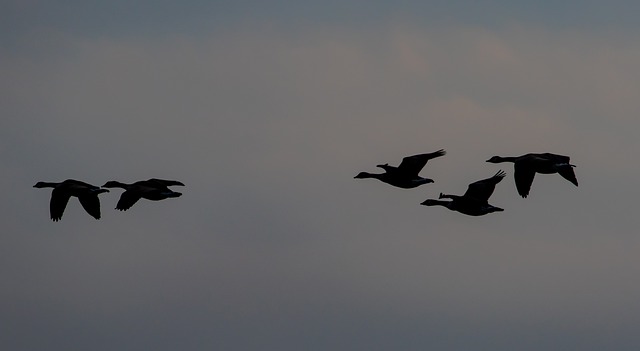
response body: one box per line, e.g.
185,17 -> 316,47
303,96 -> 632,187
3,1 -> 640,350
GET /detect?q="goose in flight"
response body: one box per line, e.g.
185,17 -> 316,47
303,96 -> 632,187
421,170 -> 506,216
33,179 -> 109,221
354,149 -> 446,189
486,153 -> 578,198
102,178 -> 184,211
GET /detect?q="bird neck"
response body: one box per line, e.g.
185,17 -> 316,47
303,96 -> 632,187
439,193 -> 460,200
421,199 -> 452,208
497,156 -> 518,163
104,181 -> 129,189
34,181 -> 59,188
376,164 -> 396,173
356,172 -> 383,180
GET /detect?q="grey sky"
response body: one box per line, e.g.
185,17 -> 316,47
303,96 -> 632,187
5,0 -> 640,42
3,2 -> 640,351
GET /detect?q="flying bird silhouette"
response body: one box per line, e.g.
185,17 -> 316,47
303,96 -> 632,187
421,170 -> 506,216
102,178 -> 184,211
486,153 -> 578,198
354,149 -> 446,189
34,179 -> 109,221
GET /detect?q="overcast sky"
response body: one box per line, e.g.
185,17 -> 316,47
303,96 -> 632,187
3,1 -> 640,350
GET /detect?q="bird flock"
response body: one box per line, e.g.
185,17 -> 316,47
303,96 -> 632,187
34,151 -> 578,221
355,151 -> 578,216
34,178 -> 184,221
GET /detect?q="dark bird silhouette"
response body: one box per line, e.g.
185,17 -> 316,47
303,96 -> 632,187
421,170 -> 506,216
102,178 -> 184,211
486,153 -> 578,198
354,149 -> 446,189
33,179 -> 109,221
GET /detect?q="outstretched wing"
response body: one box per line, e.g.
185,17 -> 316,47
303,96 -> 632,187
79,195 -> 102,220
396,149 -> 446,176
146,178 -> 185,187
463,170 -> 506,202
50,188 -> 71,222
115,191 -> 142,211
558,166 -> 578,187
514,163 -> 536,198
541,153 -> 578,187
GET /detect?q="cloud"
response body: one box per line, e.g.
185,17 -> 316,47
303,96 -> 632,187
3,21 -> 640,350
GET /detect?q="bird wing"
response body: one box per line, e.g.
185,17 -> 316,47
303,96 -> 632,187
514,163 -> 536,198
396,149 -> 446,176
538,153 -> 578,186
50,188 -> 71,221
115,191 -> 141,211
557,165 -> 579,187
146,178 -> 185,187
463,170 -> 506,202
79,195 -> 102,220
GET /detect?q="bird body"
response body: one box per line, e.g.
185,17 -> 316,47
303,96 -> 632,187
102,178 -> 184,211
355,150 -> 446,189
422,197 -> 503,216
33,179 -> 109,221
486,153 -> 578,198
421,170 -> 506,216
